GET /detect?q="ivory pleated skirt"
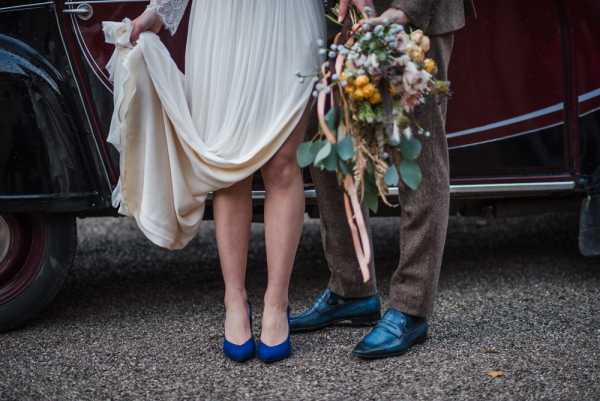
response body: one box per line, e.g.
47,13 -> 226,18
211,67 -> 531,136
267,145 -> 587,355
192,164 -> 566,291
185,0 -> 325,162
104,0 -> 325,249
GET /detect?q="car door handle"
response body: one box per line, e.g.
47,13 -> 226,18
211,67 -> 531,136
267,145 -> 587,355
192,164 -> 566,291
63,3 -> 94,21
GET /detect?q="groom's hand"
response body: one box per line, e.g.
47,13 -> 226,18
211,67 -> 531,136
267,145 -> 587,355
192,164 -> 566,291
338,0 -> 376,22
365,7 -> 410,26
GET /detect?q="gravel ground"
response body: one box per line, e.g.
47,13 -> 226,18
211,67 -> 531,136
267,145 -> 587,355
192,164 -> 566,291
1,213 -> 599,401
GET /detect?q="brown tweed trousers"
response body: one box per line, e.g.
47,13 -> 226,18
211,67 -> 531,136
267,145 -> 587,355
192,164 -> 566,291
311,0 -> 475,318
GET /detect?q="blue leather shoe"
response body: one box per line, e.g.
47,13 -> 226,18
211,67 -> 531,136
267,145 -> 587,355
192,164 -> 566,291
223,304 -> 255,362
256,308 -> 292,363
352,308 -> 428,359
290,289 -> 381,333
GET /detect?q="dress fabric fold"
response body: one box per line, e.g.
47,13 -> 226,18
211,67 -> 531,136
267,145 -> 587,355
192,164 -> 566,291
103,0 -> 325,250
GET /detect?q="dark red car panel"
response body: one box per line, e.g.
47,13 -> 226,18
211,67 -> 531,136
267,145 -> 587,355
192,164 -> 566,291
63,0 -> 600,190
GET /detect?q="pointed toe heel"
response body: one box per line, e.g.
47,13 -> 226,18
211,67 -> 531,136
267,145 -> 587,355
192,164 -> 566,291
256,336 -> 292,363
257,307 -> 292,363
223,337 -> 256,362
223,302 -> 255,362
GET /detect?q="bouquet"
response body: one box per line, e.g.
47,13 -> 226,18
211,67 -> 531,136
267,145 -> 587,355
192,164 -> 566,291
297,6 -> 450,282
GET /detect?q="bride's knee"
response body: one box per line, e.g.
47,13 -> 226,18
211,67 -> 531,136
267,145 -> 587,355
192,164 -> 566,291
261,152 -> 301,190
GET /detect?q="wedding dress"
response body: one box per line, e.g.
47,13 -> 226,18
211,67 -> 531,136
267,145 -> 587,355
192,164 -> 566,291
103,0 -> 325,249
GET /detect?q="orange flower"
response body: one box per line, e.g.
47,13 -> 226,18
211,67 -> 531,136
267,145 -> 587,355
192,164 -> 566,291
407,46 -> 425,63
352,88 -> 366,101
355,75 -> 370,88
369,91 -> 382,105
362,83 -> 376,98
424,58 -> 438,75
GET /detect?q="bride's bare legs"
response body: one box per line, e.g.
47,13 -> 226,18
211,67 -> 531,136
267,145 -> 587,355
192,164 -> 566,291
214,176 -> 253,345
259,109 -> 311,345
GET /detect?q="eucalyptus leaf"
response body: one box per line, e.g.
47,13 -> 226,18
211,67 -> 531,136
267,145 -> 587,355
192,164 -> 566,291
399,160 -> 423,190
384,165 -> 400,187
321,147 -> 339,172
337,136 -> 355,161
338,122 -> 347,139
367,159 -> 375,175
314,141 -> 332,166
400,137 -> 422,161
325,107 -> 338,133
363,187 -> 379,213
338,159 -> 352,176
297,142 -> 316,168
364,171 -> 379,213
311,139 -> 326,158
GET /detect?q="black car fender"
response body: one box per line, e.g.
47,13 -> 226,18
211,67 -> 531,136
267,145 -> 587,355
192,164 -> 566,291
0,33 -> 110,212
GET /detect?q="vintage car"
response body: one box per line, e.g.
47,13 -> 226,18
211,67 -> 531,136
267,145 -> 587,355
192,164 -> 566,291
1,0 -> 599,331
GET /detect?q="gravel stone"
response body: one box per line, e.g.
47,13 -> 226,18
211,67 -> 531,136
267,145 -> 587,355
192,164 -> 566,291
0,213 -> 598,401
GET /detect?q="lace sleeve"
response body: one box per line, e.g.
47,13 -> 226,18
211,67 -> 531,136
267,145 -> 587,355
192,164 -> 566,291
146,0 -> 190,36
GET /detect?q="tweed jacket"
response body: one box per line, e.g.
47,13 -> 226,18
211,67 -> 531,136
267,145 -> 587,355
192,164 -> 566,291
374,0 -> 476,35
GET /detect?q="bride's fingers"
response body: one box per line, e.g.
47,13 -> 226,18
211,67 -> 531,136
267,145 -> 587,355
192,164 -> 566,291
130,9 -> 163,44
338,0 -> 348,22
130,26 -> 140,44
339,0 -> 377,23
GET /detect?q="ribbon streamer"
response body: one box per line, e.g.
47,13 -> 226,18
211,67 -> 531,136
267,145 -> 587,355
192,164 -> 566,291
315,17 -> 372,283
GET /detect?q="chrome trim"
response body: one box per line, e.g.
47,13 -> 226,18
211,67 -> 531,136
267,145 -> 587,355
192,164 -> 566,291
244,181 -> 576,200
248,190 -> 317,200
63,3 -> 93,20
53,4 -> 112,191
450,181 -> 576,194
304,189 -> 318,199
208,190 -> 316,201
579,87 -> 600,103
0,2 -> 53,13
448,122 -> 564,150
447,87 -> 600,139
364,181 -> 576,196
580,106 -> 600,118
65,0 -> 148,4
71,14 -> 113,92
447,103 -> 564,139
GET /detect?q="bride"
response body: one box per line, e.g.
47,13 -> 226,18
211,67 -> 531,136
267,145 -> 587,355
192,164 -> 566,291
129,0 -> 325,362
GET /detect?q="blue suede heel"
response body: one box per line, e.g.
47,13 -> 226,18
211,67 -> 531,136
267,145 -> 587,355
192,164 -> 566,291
256,308 -> 292,363
223,303 -> 255,362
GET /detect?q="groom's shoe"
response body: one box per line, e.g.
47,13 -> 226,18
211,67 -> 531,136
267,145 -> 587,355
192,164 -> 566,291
352,308 -> 428,360
290,289 -> 381,333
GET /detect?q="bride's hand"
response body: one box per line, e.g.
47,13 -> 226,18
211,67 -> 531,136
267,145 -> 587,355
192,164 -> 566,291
131,9 -> 163,44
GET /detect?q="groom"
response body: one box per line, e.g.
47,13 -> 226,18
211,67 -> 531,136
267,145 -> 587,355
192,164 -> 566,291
291,0 -> 476,359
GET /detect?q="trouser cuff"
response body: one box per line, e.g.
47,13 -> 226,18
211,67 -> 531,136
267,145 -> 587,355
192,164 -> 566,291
388,296 -> 432,319
328,278 -> 378,299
